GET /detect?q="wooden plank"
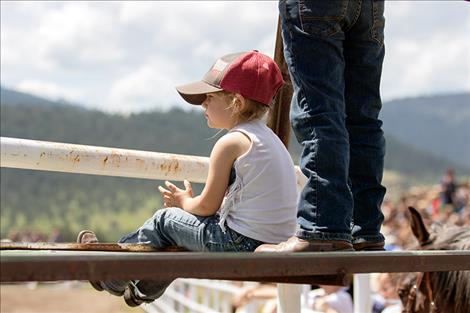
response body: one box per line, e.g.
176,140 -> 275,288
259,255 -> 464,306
2,250 -> 469,283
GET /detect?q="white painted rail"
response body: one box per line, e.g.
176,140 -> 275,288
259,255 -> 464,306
0,137 -> 210,183
0,137 -> 307,188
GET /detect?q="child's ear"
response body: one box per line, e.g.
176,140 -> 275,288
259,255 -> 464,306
234,93 -> 247,109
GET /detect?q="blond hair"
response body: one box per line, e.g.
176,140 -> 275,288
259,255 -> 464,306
218,91 -> 270,124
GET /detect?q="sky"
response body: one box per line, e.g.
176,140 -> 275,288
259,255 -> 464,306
1,1 -> 469,113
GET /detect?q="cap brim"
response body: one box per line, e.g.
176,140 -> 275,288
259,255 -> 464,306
175,81 -> 223,105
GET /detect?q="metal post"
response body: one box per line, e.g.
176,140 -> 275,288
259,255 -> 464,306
302,284 -> 311,309
354,274 -> 371,313
277,283 -> 302,313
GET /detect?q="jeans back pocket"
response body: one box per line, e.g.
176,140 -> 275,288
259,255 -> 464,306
299,0 -> 349,38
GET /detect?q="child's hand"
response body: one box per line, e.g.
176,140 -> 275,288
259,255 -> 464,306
158,180 -> 193,208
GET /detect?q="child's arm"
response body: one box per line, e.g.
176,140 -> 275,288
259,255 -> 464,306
158,132 -> 250,216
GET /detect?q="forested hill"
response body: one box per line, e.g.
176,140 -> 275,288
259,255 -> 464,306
1,87 -> 468,241
381,93 -> 470,169
2,87 -> 468,174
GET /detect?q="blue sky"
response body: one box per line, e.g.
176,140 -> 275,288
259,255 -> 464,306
1,1 -> 469,113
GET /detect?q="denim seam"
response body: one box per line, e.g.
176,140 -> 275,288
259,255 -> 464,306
227,228 -> 245,245
370,1 -> 385,46
313,135 -> 318,228
282,2 -> 297,89
343,0 -> 362,33
297,0 -> 304,32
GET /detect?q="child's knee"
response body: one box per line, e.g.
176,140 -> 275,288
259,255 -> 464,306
150,207 -> 182,226
154,207 -> 177,217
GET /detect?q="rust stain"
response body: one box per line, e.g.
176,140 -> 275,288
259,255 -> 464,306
159,159 -> 181,174
109,153 -> 121,168
103,156 -> 109,164
40,152 -> 46,158
72,155 -> 80,164
173,160 -> 180,172
135,158 -> 146,169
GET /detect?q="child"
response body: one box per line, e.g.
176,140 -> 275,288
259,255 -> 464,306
78,50 -> 298,306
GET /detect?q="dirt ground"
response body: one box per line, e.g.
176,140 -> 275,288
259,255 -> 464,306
0,282 -> 143,313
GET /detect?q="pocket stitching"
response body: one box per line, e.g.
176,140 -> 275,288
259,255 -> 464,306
298,0 -> 348,37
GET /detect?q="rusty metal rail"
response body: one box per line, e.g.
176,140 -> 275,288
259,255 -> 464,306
0,242 -> 186,252
1,250 -> 469,283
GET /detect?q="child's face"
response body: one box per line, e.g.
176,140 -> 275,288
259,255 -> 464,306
201,92 -> 236,129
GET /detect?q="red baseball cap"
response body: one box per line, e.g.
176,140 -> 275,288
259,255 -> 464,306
176,50 -> 284,106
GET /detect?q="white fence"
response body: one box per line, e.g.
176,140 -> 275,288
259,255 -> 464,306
144,277 -> 371,313
0,137 -> 372,313
145,280 -> 256,313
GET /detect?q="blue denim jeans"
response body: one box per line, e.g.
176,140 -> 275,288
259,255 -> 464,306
280,0 -> 386,244
102,207 -> 264,300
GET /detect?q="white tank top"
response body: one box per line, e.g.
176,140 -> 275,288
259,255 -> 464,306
218,120 -> 298,243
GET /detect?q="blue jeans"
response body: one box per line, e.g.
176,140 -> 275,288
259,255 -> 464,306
103,207 -> 263,300
280,0 -> 386,244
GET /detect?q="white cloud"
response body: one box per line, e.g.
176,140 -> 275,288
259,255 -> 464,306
105,55 -> 185,113
35,2 -> 124,69
99,1 -> 279,112
382,34 -> 462,99
1,1 -> 469,113
381,1 -> 470,100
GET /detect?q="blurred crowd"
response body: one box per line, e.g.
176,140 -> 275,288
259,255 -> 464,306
382,169 -> 469,251
4,228 -> 64,243
232,169 -> 469,313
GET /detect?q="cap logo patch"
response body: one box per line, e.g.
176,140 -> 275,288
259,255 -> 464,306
213,59 -> 229,72
207,69 -> 219,79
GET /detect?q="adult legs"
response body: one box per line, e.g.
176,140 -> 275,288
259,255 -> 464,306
280,0 -> 353,242
343,0 -> 386,246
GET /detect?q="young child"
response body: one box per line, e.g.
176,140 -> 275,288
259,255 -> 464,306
78,50 -> 298,306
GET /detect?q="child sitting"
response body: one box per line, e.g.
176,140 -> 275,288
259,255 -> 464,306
78,50 -> 298,306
